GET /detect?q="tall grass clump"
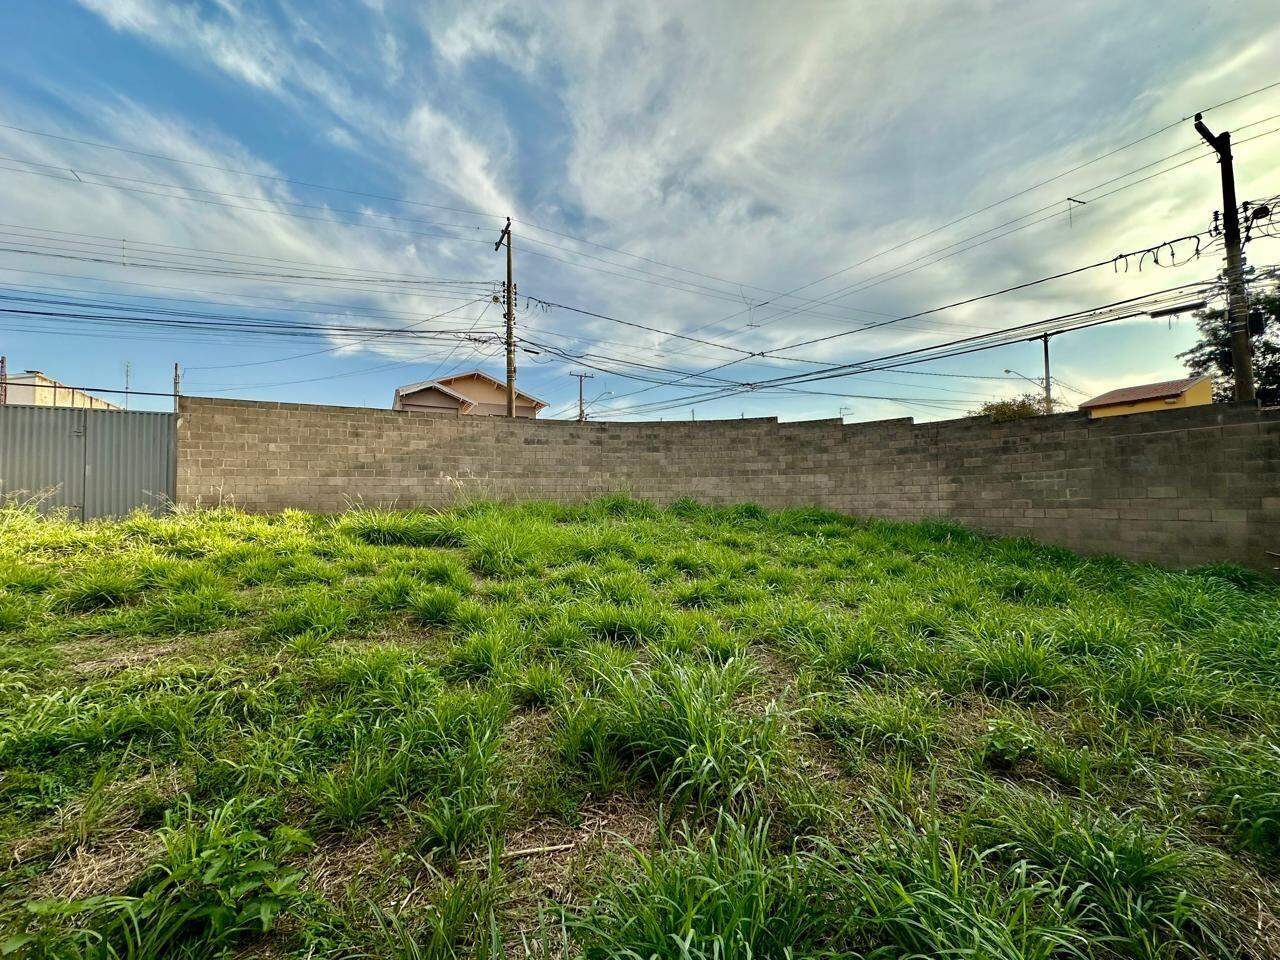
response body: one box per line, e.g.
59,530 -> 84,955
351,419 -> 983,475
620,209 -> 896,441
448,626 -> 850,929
571,816 -> 834,960
340,508 -> 465,547
979,788 -> 1230,958
555,654 -> 788,808
1205,740 -> 1280,861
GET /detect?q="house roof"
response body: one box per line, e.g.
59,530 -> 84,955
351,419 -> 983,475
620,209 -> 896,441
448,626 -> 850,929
1079,376 -> 1208,410
394,378 -> 474,408
395,369 -> 547,408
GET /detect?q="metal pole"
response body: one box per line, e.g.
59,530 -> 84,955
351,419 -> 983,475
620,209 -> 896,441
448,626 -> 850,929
571,370 -> 595,422
123,361 -> 131,411
1195,113 -> 1256,402
173,363 -> 180,414
0,355 -> 6,405
1042,334 -> 1052,412
505,220 -> 516,417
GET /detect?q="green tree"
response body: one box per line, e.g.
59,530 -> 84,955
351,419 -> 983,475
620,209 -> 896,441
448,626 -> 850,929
969,392 -> 1057,422
1176,288 -> 1280,406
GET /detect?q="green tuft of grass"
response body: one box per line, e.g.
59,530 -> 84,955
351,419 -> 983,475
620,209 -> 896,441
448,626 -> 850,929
409,584 -> 464,626
57,564 -> 145,613
1206,740 -> 1280,861
814,685 -> 945,761
22,798 -> 310,959
979,788 -> 1230,958
340,508 -> 465,547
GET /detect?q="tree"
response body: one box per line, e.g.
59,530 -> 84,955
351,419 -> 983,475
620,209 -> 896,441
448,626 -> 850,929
969,392 -> 1057,422
1176,287 -> 1280,406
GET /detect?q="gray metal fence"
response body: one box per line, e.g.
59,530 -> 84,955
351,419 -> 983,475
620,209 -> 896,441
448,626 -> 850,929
0,405 -> 176,518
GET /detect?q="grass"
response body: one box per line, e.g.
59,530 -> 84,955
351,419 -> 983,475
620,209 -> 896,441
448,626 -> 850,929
0,499 -> 1277,958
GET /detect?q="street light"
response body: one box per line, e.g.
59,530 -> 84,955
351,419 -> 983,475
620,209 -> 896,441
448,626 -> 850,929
1004,368 -> 1046,390
580,390 -> 612,421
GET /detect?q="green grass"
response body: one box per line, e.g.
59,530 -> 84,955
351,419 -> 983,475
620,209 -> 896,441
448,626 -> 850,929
0,498 -> 1277,958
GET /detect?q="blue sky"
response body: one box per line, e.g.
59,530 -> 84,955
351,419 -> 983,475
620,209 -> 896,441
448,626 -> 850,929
0,1 -> 1278,419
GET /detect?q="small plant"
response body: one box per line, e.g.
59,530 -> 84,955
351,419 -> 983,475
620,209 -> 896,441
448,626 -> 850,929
57,564 -> 144,612
959,628 -> 1066,701
505,660 -> 569,707
365,866 -> 504,960
26,798 -> 310,958
260,584 -> 357,640
341,508 -> 465,547
442,623 -> 526,682
978,714 -> 1039,771
571,816 -> 830,959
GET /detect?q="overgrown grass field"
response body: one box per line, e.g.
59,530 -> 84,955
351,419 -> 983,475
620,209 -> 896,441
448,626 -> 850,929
1,498 -> 1278,959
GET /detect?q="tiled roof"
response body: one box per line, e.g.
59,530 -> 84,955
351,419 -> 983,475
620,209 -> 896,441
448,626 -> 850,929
1079,376 -> 1207,409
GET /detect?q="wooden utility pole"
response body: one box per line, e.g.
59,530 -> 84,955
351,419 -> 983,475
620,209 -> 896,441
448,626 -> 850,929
494,217 -> 516,417
570,370 -> 595,421
1041,334 -> 1052,412
1194,113 -> 1256,402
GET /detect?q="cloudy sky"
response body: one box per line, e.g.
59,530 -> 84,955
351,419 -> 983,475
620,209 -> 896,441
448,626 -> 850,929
1,1 -> 1278,419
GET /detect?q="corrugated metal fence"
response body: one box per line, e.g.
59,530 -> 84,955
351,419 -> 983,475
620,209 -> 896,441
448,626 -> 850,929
0,405 -> 175,518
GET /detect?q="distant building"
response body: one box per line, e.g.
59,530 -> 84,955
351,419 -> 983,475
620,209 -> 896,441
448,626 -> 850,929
0,369 -> 119,410
392,370 -> 547,418
1079,375 -> 1212,419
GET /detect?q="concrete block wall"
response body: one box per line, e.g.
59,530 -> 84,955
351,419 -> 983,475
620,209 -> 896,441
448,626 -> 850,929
177,396 -> 1280,571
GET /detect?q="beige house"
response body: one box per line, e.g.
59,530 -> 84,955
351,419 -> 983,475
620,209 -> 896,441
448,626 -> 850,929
0,369 -> 119,410
1079,375 -> 1212,419
392,370 -> 547,418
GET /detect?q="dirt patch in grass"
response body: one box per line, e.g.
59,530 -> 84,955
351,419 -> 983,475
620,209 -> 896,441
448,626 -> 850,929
68,640 -> 181,676
28,828 -> 162,901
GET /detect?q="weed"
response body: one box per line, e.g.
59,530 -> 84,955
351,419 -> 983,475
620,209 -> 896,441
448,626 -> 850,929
24,798 -> 310,958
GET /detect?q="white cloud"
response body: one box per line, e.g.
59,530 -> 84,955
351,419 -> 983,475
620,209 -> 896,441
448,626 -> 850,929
31,2 -> 1280,415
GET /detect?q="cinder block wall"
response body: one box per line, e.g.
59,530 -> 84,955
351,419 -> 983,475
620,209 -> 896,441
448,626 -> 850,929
177,396 -> 1280,571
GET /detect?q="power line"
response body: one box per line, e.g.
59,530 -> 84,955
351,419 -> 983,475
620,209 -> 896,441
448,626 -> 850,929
591,280 -> 1219,418
5,76 -> 1274,315
681,84 -> 1280,337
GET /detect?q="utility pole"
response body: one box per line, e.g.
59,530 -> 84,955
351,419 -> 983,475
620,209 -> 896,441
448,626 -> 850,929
570,370 -> 595,421
1041,334 -> 1052,412
0,355 -> 7,406
494,217 -> 516,417
172,363 -> 181,414
1195,113 -> 1256,402
123,361 -> 131,410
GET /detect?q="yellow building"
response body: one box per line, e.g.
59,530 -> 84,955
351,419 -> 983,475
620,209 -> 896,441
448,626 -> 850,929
0,369 -> 119,410
1079,375 -> 1213,419
392,370 -> 547,418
